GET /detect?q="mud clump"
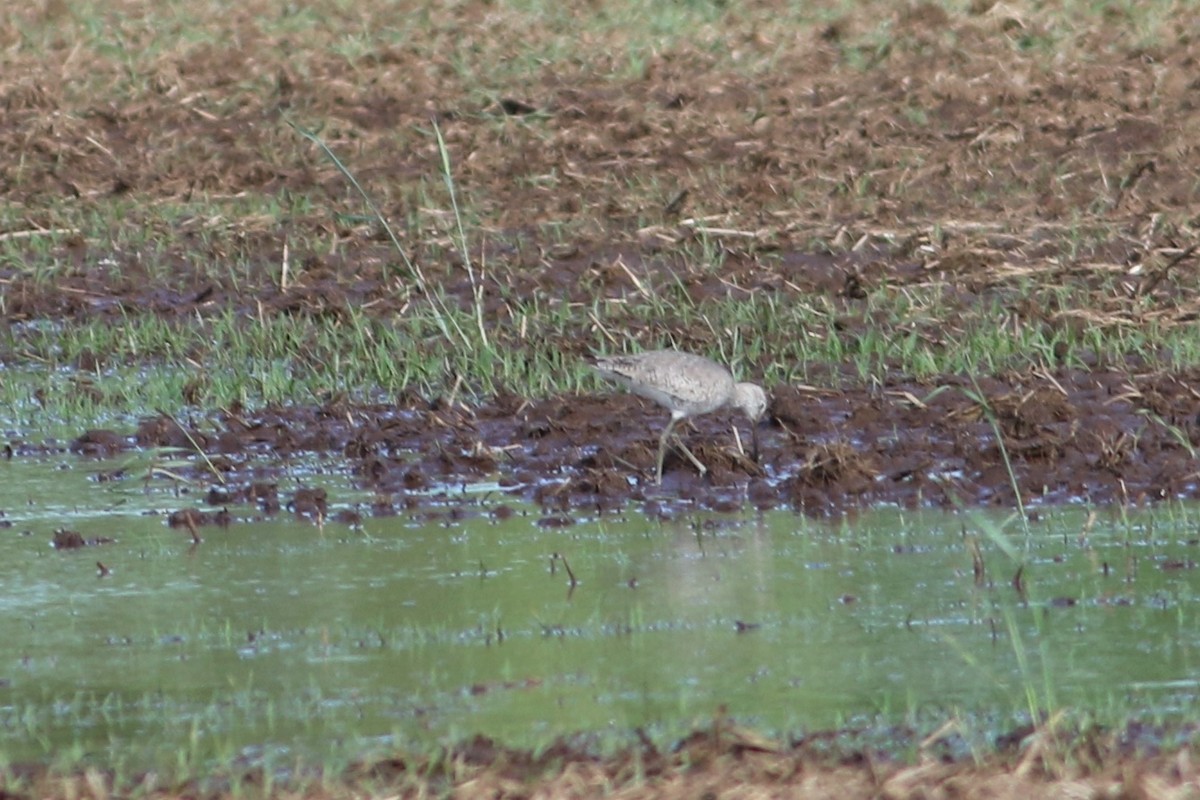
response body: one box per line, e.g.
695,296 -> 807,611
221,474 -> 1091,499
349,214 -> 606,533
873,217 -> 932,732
29,367 -> 1199,520
51,528 -> 114,549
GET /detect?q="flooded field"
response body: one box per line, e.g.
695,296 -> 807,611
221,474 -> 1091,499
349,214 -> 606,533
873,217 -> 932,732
3,454 -> 1198,773
5,0 -> 1200,793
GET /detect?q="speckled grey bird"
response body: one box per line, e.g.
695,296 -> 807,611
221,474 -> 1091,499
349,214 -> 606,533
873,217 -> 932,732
591,349 -> 767,483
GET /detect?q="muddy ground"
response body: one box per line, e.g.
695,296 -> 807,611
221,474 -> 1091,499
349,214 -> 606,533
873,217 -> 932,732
9,719 -> 1200,799
28,364 -> 1200,521
3,2 -> 1200,516
2,2 -> 1199,516
4,0 -> 1200,795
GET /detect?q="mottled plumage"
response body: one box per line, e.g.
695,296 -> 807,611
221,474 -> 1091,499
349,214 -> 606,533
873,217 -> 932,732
592,349 -> 767,483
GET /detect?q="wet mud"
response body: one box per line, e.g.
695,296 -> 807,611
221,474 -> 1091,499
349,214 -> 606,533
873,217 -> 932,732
18,365 -> 1199,521
3,3 -> 1200,517
10,718 -> 1200,799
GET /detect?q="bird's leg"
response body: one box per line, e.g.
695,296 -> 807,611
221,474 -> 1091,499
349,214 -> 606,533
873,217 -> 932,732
656,417 -> 708,481
728,423 -> 759,468
655,417 -> 677,484
672,435 -> 709,477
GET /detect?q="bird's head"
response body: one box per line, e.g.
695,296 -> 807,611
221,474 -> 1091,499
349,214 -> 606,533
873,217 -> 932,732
734,383 -> 768,422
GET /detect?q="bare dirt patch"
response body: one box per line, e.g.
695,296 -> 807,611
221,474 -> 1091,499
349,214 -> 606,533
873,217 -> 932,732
2,1 -> 1198,326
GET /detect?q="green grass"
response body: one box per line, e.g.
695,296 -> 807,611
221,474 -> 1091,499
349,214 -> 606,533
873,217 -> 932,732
6,272 -> 1200,429
3,0 -> 1199,428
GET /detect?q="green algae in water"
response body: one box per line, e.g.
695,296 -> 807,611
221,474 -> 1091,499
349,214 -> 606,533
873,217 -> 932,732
1,454 -> 1199,771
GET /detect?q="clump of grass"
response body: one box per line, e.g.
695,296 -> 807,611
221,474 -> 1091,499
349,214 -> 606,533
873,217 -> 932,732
6,268 -> 1200,429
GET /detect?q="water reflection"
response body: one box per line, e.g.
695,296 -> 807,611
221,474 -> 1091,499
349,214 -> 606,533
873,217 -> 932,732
1,456 -> 1198,769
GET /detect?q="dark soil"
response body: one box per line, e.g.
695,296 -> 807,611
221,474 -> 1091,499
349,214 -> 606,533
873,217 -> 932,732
21,365 -> 1198,520
6,0 -> 1200,519
9,718 -> 1200,799
3,3 -> 1200,517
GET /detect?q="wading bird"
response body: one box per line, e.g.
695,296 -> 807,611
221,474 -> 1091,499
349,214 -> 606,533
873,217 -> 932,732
591,349 -> 767,484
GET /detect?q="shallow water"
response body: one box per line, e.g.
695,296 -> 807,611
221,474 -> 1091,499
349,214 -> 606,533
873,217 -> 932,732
1,453 -> 1198,771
